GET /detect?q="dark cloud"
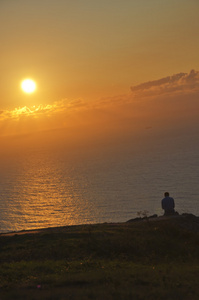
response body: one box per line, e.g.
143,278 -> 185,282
130,70 -> 199,96
131,72 -> 186,92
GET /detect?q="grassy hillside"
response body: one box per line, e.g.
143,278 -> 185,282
0,214 -> 199,299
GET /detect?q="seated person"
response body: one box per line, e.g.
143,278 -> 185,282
161,192 -> 176,216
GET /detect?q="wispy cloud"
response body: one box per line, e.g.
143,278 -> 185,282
0,98 -> 93,136
0,101 -> 68,120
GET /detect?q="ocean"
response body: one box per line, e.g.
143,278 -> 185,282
0,129 -> 199,233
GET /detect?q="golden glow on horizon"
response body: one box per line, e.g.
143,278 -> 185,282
21,79 -> 36,94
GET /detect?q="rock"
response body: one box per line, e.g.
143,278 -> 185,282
127,214 -> 158,223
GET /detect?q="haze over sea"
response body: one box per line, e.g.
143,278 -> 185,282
0,126 -> 198,233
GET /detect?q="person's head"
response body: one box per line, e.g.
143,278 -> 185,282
164,192 -> 169,197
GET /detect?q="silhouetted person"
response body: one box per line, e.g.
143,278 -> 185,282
161,192 -> 175,216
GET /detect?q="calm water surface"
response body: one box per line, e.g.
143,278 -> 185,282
0,132 -> 199,233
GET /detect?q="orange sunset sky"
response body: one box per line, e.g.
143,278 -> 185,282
1,0 -> 199,150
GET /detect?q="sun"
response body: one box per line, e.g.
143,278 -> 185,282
21,79 -> 36,94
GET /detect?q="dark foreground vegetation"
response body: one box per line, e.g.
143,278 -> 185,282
0,214 -> 199,300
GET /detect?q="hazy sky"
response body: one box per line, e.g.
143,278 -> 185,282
1,0 -> 199,144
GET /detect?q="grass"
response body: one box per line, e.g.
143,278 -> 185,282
0,215 -> 199,299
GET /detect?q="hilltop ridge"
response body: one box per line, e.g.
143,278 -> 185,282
0,212 -> 199,299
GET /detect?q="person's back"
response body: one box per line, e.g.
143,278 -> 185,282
161,192 -> 175,215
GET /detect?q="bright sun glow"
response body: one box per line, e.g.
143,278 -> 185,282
21,79 -> 36,94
